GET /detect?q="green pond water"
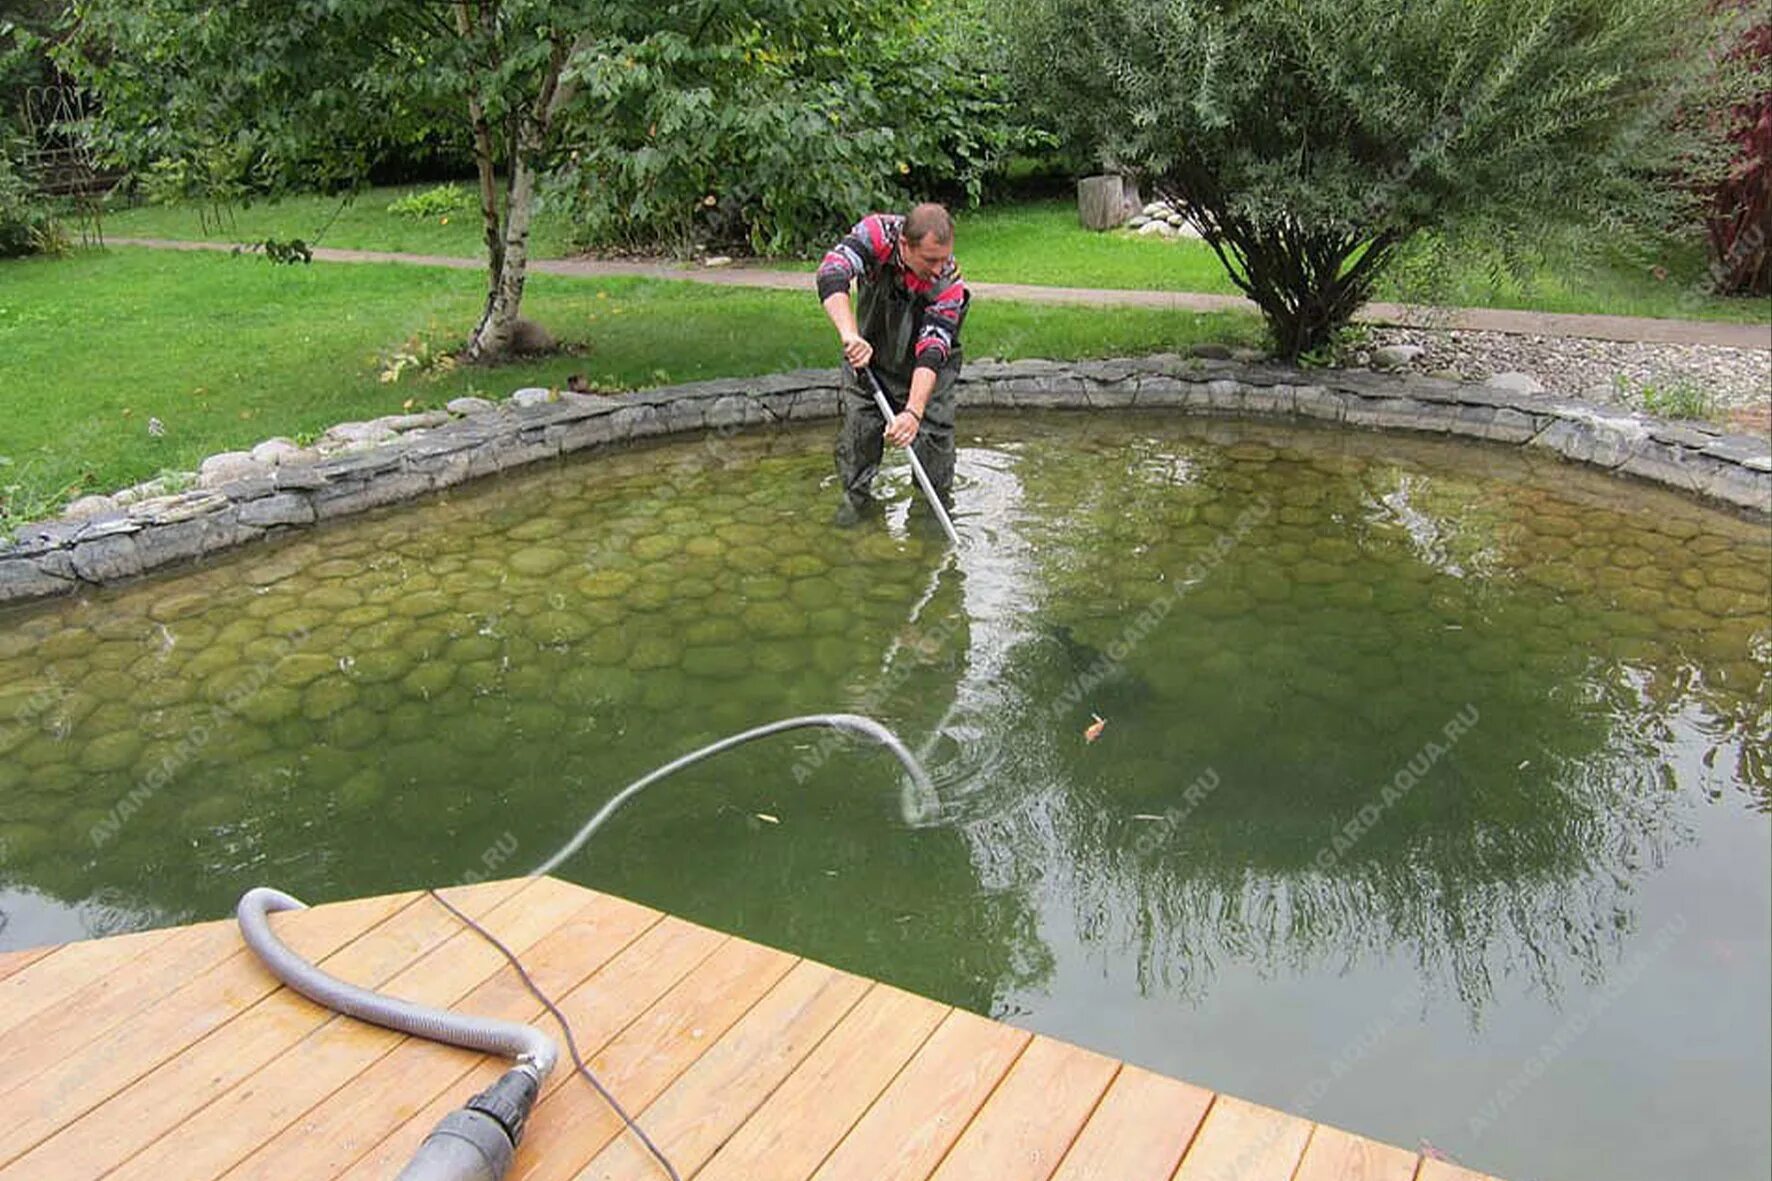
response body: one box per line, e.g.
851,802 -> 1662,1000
1,412 -> 1768,1180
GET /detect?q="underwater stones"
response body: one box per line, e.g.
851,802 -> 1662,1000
309,557 -> 366,581
303,584 -> 364,612
38,627 -> 97,661
229,685 -> 302,726
683,618 -> 745,647
524,611 -> 593,647
455,659 -> 502,695
742,601 -> 809,639
1656,607 -> 1712,633
401,662 -> 456,699
625,633 -> 683,671
683,536 -> 726,560
631,534 -> 682,562
324,710 -> 383,750
508,547 -> 572,577
1694,586 -> 1763,618
623,581 -> 676,613
452,714 -> 507,755
724,546 -> 776,573
578,570 -> 637,600
78,729 -> 144,773
1290,560 -> 1345,586
558,665 -> 639,709
683,645 -> 751,680
149,590 -> 212,623
348,648 -> 415,685
265,608 -> 329,638
79,668 -> 137,704
1323,581 -> 1376,610
508,516 -> 568,542
303,678 -> 360,721
788,579 -> 841,611
1525,564 -> 1585,595
446,634 -> 502,664
1708,563 -> 1769,594
749,641 -> 808,676
0,823 -> 52,868
336,768 -> 387,811
736,575 -> 788,603
333,602 -> 391,631
392,590 -> 451,620
1225,442 -> 1278,463
778,554 -> 829,579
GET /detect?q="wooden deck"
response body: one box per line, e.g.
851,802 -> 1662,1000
0,877 -> 1501,1181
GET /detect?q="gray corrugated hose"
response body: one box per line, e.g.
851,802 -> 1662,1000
235,713 -> 936,1181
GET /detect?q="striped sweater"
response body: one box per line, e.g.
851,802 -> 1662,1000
816,213 -> 968,370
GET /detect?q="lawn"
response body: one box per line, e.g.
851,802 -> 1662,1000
95,187 -> 1769,324
0,246 -> 1263,528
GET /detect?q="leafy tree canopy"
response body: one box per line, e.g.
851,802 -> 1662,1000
1008,0 -> 1756,358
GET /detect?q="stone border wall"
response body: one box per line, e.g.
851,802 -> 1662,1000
3,356 -> 1767,606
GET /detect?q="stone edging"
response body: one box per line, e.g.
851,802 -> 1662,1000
3,356 -> 1767,606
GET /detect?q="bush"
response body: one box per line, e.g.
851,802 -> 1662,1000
548,2 -> 1047,258
1007,0 -> 1749,360
0,144 -> 63,257
386,183 -> 477,221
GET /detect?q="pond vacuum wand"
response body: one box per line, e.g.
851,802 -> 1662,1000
861,366 -> 961,546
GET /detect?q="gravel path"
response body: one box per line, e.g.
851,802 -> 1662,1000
1360,326 -> 1770,415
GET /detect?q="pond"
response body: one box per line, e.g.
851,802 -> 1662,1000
1,412 -> 1767,1181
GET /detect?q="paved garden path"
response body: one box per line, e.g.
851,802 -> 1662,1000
110,236 -> 1771,352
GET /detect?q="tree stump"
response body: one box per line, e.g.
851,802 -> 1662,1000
1077,174 -> 1127,230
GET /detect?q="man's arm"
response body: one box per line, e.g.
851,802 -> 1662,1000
816,215 -> 896,369
821,291 -> 872,368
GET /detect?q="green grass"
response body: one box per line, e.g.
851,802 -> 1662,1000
99,184 -> 577,260
98,188 -> 1768,325
0,246 -> 1262,528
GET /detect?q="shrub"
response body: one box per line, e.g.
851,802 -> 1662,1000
386,183 -> 477,221
1008,0 -> 1751,360
0,142 -> 63,257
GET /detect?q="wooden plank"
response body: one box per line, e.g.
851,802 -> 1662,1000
0,945 -> 56,985
569,959 -> 873,1181
928,1034 -> 1121,1181
334,914 -> 731,1181
1171,1095 -> 1313,1181
2,885 -> 647,1181
0,888 -> 423,1171
811,1009 -> 1031,1181
0,920 -> 243,1095
102,877 -> 576,1181
1049,1065 -> 1213,1181
0,925 -> 176,1039
507,935 -> 800,1181
1417,1160 -> 1503,1181
696,983 -> 950,1181
1291,1125 -> 1419,1181
217,888 -> 663,1181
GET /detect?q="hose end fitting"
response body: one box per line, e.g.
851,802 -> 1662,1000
393,1066 -> 542,1181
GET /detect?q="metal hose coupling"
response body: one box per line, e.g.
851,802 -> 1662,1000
394,1062 -> 542,1181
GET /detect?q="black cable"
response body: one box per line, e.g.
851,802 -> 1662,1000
425,887 -> 683,1181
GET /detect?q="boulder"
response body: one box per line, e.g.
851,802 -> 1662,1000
198,451 -> 269,489
1371,344 -> 1425,370
1486,371 -> 1546,395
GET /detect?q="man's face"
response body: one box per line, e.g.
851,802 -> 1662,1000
900,233 -> 952,283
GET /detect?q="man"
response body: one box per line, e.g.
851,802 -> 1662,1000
817,203 -> 969,526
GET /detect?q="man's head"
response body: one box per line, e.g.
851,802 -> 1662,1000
900,202 -> 954,282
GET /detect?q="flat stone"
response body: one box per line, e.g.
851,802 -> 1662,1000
510,387 -> 555,408
70,534 -> 144,582
447,396 -> 497,415
64,494 -> 120,521
238,492 -> 316,527
198,451 -> 270,489
322,421 -> 399,448
369,411 -> 451,433
1486,371 -> 1546,395
250,437 -> 305,465
1371,344 -> 1424,370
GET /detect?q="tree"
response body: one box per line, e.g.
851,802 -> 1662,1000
61,0 -> 608,360
1008,0 -> 1756,360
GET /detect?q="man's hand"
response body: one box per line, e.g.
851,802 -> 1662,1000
884,410 -> 920,448
840,331 -> 874,368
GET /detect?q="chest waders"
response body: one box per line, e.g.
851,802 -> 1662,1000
835,271 -> 964,516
